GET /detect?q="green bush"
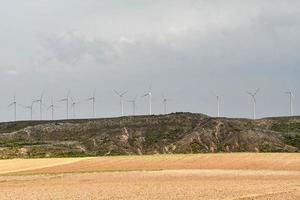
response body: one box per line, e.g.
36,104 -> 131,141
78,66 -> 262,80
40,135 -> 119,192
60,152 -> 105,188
284,134 -> 300,149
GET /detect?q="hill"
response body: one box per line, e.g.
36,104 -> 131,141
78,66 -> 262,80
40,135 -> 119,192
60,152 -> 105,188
0,113 -> 299,158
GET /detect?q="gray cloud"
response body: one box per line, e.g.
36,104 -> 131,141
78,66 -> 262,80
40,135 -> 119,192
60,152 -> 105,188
0,0 -> 299,121
38,32 -> 119,66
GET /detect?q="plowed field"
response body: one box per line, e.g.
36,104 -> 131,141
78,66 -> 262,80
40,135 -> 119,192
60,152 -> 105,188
0,153 -> 299,200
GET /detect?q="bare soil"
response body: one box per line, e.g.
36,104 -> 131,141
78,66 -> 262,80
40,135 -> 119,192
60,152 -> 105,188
0,153 -> 300,200
14,153 -> 300,175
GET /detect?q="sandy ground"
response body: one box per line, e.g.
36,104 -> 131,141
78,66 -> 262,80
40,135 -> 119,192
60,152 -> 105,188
0,153 -> 300,200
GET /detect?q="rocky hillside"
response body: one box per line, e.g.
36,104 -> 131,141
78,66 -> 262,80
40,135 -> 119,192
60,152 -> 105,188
0,113 -> 299,158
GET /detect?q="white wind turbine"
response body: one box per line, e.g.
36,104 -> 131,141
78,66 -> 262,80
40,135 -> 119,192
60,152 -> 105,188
48,97 -> 57,120
142,88 -> 152,115
212,91 -> 221,117
127,95 -> 138,116
247,88 -> 260,120
215,94 -> 221,118
285,91 -> 294,116
8,95 -> 17,121
161,94 -> 170,115
87,91 -> 96,118
59,91 -> 70,119
114,90 -> 128,116
33,91 -> 45,120
70,97 -> 81,119
19,102 -> 34,120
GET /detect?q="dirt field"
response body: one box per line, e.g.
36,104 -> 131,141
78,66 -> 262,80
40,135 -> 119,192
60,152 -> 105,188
0,153 -> 300,200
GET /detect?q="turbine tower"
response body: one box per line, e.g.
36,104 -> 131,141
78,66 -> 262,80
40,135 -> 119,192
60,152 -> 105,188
87,91 -> 96,118
59,91 -> 70,119
127,95 -> 137,116
8,95 -> 17,121
247,88 -> 260,120
285,91 -> 294,116
142,89 -> 152,115
70,97 -> 80,119
33,91 -> 44,120
114,90 -> 128,116
216,95 -> 220,118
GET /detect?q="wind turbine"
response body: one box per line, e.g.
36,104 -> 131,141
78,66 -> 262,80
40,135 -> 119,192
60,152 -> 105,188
48,97 -> 56,120
285,91 -> 294,116
8,95 -> 17,121
87,91 -> 96,118
247,88 -> 260,120
70,97 -> 80,119
161,94 -> 169,115
127,95 -> 138,116
114,90 -> 128,116
33,91 -> 44,120
19,102 -> 34,120
215,95 -> 221,118
59,91 -> 70,119
142,88 -> 152,115
211,91 -> 221,118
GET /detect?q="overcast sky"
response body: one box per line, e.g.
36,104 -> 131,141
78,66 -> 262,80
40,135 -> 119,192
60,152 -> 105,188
0,0 -> 299,121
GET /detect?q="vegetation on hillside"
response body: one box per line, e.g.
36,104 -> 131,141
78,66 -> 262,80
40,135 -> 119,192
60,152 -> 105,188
0,113 -> 299,159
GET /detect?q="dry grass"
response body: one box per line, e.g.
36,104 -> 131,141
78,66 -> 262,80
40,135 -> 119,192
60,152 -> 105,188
0,153 -> 300,200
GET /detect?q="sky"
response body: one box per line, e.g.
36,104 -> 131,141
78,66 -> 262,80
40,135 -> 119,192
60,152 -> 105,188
0,0 -> 299,121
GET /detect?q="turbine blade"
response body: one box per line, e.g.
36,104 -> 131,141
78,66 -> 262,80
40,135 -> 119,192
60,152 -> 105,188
114,90 -> 120,96
121,91 -> 128,96
254,88 -> 260,95
8,102 -> 14,107
58,98 -> 67,102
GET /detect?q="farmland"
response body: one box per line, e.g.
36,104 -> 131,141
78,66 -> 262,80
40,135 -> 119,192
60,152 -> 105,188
0,153 -> 300,199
